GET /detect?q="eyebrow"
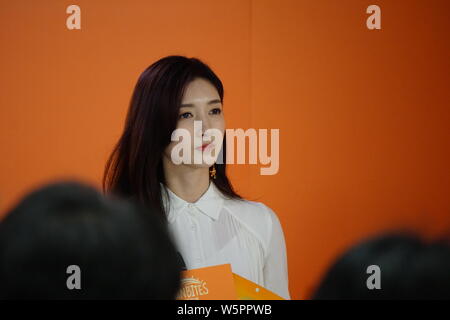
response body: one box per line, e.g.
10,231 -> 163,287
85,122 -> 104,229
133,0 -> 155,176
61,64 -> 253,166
180,99 -> 222,108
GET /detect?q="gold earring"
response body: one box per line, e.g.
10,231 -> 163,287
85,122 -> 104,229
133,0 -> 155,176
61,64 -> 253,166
210,164 -> 217,179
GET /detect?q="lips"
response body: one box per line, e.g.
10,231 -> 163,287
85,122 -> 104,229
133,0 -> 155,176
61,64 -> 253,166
197,143 -> 213,151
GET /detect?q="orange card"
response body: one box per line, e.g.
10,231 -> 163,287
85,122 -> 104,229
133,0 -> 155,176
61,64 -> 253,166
233,273 -> 285,300
177,264 -> 237,300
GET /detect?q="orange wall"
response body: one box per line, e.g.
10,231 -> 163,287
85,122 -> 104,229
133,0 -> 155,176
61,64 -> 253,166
1,0 -> 449,300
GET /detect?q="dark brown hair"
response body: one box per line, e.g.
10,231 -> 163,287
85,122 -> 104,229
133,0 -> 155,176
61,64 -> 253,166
103,55 -> 240,218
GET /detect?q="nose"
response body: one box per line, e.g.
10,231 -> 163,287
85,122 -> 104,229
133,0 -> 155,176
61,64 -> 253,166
195,114 -> 211,139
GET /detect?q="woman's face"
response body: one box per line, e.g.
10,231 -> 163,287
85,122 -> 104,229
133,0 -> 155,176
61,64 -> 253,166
164,77 -> 225,168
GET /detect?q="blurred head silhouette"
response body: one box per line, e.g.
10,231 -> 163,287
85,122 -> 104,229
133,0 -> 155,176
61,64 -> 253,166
312,232 -> 450,300
0,180 -> 182,299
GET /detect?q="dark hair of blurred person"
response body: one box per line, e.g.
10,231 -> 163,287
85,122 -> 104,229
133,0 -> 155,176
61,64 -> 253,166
312,232 -> 450,300
0,180 -> 182,299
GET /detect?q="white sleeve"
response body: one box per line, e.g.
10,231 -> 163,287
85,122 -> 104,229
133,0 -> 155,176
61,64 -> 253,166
262,205 -> 291,300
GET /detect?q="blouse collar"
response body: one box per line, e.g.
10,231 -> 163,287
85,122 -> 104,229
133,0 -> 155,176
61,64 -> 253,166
161,181 -> 225,223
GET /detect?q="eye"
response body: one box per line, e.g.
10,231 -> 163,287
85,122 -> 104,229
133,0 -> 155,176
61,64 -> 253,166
210,108 -> 222,115
178,112 -> 193,120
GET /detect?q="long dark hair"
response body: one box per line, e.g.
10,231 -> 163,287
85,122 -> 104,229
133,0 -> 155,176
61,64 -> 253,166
103,55 -> 240,218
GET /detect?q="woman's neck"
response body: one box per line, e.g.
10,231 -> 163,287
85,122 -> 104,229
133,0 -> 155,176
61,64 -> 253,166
162,157 -> 211,203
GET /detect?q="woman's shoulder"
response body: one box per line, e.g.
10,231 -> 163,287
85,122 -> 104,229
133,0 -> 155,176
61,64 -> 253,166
223,197 -> 276,218
222,197 -> 280,247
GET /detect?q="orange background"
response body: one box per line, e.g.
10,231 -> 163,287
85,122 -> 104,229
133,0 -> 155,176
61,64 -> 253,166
1,0 -> 449,299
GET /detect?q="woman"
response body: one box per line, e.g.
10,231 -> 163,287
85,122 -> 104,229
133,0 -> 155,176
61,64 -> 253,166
103,56 -> 290,299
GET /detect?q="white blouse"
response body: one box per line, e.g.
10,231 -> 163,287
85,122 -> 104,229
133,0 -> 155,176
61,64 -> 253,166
161,182 -> 291,300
